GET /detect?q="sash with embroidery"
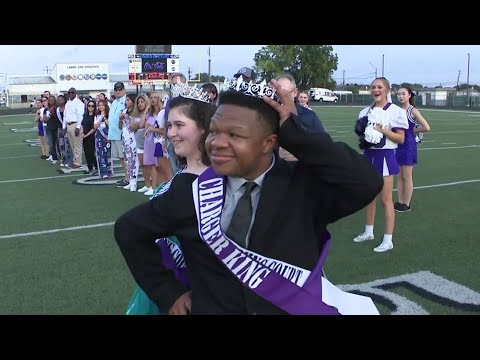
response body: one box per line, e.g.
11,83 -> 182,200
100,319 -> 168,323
95,117 -> 113,178
57,108 -> 72,165
121,113 -> 139,189
152,168 -> 190,287
191,167 -> 380,315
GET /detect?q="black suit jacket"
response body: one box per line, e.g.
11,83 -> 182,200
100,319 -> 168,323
115,113 -> 383,315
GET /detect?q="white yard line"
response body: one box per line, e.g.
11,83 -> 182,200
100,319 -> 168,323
0,142 -> 27,147
418,145 -> 478,151
0,154 -> 38,160
0,174 -> 84,184
1,179 -> 480,240
332,130 -> 480,138
408,179 -> 480,190
0,222 -> 115,239
0,114 -> 32,118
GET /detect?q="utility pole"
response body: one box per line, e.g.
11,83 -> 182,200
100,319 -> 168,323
208,47 -> 211,82
43,66 -> 51,74
342,70 -> 345,89
188,67 -> 192,81
382,54 -> 384,77
456,69 -> 461,87
369,62 -> 377,78
466,53 -> 470,104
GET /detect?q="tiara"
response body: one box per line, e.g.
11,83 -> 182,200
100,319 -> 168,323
170,83 -> 211,103
222,76 -> 280,103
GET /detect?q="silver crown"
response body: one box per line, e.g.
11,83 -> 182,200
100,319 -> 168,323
223,76 -> 280,102
170,83 -> 211,103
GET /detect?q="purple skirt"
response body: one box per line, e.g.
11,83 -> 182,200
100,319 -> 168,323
143,132 -> 157,166
395,141 -> 417,166
38,121 -> 45,136
364,149 -> 400,176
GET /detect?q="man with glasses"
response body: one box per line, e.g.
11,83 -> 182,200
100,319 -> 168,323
109,82 -> 129,187
63,87 -> 85,169
274,74 -> 325,161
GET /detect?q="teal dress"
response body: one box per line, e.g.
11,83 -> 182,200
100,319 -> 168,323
125,180 -> 184,315
125,235 -> 182,315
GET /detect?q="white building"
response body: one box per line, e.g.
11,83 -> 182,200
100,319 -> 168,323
4,62 -> 159,108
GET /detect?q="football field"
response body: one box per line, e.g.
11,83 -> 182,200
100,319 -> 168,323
0,106 -> 479,315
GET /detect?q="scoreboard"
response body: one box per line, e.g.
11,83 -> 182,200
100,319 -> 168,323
128,54 -> 180,85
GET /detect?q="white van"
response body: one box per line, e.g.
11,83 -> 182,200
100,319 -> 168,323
308,88 -> 338,102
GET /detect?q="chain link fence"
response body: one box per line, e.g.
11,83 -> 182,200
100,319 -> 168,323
312,94 -> 480,110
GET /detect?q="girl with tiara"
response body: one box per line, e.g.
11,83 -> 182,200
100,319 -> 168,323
353,77 -> 409,252
126,84 -> 216,315
394,86 -> 431,212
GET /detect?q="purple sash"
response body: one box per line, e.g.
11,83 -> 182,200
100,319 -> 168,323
95,123 -> 113,178
152,169 -> 190,287
192,167 -> 340,315
155,238 -> 190,287
121,116 -> 139,188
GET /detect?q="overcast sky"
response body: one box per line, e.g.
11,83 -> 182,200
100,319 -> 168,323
0,45 -> 478,87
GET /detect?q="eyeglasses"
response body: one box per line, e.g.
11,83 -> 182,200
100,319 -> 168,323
87,104 -> 95,108
68,91 -> 75,94
114,87 -> 123,91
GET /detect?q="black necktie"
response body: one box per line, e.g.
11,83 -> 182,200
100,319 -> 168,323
226,181 -> 257,248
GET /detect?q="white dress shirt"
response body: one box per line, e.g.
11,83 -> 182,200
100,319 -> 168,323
220,155 -> 275,247
63,97 -> 85,129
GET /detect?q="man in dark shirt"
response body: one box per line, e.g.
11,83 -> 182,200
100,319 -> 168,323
114,79 -> 383,315
275,73 -> 324,161
276,73 -> 324,133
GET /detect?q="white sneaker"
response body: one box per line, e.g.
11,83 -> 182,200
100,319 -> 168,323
353,232 -> 374,243
144,188 -> 154,196
130,187 -> 137,192
373,240 -> 393,253
51,160 -> 58,164
137,186 -> 150,193
123,184 -> 131,190
46,155 -> 53,161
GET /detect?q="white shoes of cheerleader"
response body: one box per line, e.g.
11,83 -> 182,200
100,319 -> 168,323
353,232 -> 374,243
373,240 -> 393,253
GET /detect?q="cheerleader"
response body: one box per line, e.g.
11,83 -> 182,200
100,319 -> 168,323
353,77 -> 409,252
395,86 -> 431,212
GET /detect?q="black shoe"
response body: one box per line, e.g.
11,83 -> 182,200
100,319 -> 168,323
91,170 -> 98,176
116,179 -> 129,187
395,203 -> 411,213
394,202 -> 402,211
40,155 -> 48,159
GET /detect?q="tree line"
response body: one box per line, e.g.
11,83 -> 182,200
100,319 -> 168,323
195,46 -> 478,93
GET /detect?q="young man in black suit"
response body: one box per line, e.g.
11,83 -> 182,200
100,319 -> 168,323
114,79 -> 383,315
